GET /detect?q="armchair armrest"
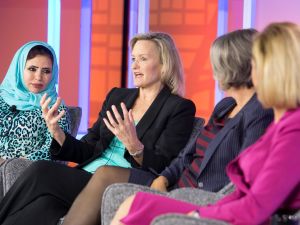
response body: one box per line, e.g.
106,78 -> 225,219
151,214 -> 229,225
102,183 -> 164,225
0,158 -> 33,200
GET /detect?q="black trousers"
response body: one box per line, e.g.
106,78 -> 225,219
0,160 -> 92,225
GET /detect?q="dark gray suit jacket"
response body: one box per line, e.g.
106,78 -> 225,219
50,87 -> 196,174
161,94 -> 274,192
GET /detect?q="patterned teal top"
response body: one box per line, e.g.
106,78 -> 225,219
83,136 -> 132,173
0,96 -> 71,160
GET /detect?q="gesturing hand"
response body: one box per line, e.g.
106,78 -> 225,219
40,93 -> 66,146
103,102 -> 144,154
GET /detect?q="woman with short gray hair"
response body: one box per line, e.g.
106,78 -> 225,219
111,22 -> 300,225
210,28 -> 255,90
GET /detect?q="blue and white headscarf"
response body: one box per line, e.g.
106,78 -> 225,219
0,41 -> 58,110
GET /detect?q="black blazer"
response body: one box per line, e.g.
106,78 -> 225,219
161,94 -> 274,192
50,87 -> 196,174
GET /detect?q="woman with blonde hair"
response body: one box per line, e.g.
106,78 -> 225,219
130,32 -> 185,96
63,28 -> 274,225
110,22 -> 300,225
0,32 -> 195,225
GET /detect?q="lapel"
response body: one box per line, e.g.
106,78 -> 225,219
198,94 -> 257,175
198,113 -> 243,173
123,88 -> 139,110
135,86 -> 171,140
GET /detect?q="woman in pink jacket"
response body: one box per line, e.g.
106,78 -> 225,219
110,22 -> 300,225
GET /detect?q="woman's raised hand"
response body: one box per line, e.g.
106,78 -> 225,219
40,93 -> 66,146
103,102 -> 144,156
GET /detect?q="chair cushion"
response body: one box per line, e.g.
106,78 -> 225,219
1,158 -> 33,196
68,106 -> 82,137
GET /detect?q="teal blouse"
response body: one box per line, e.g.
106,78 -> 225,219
82,136 -> 132,173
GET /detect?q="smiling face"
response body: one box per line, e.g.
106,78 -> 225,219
131,40 -> 163,90
23,55 -> 53,93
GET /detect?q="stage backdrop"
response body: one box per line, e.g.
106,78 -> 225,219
88,0 -> 124,126
1,0 -> 300,131
88,0 -> 218,125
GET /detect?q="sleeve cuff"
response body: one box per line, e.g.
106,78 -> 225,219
50,132 -> 73,156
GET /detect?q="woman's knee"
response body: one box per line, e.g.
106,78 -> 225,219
26,160 -> 53,175
92,166 -> 113,184
93,166 -> 130,185
95,166 -> 111,174
23,160 -> 67,182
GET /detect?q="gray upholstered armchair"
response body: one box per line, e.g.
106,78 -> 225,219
150,208 -> 300,225
68,106 -> 82,138
151,214 -> 229,225
0,106 -> 82,200
102,177 -> 300,225
101,117 -> 215,225
101,182 -> 234,225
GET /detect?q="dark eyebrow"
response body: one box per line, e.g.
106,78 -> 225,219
27,65 -> 51,70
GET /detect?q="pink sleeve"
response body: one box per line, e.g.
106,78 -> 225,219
198,127 -> 300,225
